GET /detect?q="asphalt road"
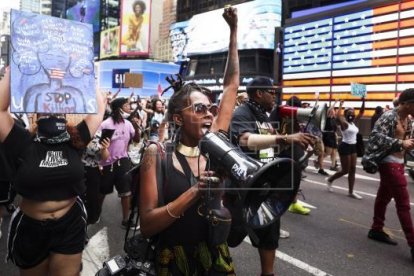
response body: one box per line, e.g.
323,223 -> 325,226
1,157 -> 414,276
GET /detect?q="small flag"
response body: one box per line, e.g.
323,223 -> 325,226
50,69 -> 65,79
157,83 -> 163,97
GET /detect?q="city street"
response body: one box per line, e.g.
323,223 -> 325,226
1,157 -> 414,276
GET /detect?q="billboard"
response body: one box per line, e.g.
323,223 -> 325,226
169,21 -> 189,62
100,26 -> 120,59
99,60 -> 179,98
282,0 -> 414,114
170,0 -> 282,57
10,10 -> 96,114
66,0 -> 101,33
120,0 -> 151,56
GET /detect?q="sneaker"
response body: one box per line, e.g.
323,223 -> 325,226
121,220 -> 140,230
411,247 -> 414,262
368,229 -> 398,245
325,177 -> 334,192
329,166 -> 338,171
313,160 -> 319,169
318,169 -> 329,176
279,229 -> 290,239
288,202 -> 310,215
348,192 -> 363,200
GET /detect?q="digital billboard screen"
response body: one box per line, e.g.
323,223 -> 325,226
170,0 -> 281,58
100,26 -> 120,59
120,0 -> 151,56
282,0 -> 414,114
66,0 -> 101,33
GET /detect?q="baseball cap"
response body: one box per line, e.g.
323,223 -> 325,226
246,77 -> 277,95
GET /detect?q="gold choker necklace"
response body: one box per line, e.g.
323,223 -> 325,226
177,143 -> 200,157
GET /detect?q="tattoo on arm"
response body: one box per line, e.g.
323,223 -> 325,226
141,147 -> 157,171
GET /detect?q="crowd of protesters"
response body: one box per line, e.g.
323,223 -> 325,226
1,6 -> 414,276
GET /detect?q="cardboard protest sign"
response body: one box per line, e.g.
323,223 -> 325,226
10,10 -> 96,114
124,73 -> 143,88
350,82 -> 367,98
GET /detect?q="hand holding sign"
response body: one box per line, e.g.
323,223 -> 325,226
351,82 -> 367,98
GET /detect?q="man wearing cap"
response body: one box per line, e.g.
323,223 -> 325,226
364,88 -> 414,262
229,76 -> 314,276
97,97 -> 141,229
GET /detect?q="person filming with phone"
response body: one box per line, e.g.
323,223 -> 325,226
97,97 -> 141,229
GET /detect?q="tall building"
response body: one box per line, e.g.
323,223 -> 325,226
175,0 -> 357,93
51,0 -> 77,18
176,0 -> 275,94
40,0 -> 52,15
0,11 -> 11,35
20,0 -> 62,15
154,0 -> 176,61
20,0 -> 41,13
101,0 -> 120,30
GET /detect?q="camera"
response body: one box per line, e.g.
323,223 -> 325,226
96,255 -> 156,276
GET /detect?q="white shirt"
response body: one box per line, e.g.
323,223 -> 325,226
341,122 -> 358,144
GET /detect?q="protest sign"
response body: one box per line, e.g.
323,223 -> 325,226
350,82 -> 367,98
10,10 -> 96,114
124,73 -> 143,88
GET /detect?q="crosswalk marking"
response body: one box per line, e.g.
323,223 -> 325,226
244,238 -> 333,276
303,178 -> 414,206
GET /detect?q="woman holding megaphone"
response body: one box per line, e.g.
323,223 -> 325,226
139,6 -> 238,275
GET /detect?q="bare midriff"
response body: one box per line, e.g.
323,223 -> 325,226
19,197 -> 76,221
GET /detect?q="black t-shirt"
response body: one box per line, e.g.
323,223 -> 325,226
230,104 -> 276,163
1,121 -> 91,201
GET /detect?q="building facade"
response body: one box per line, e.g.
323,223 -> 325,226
154,0 -> 176,61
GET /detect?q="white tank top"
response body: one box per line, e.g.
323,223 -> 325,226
341,122 -> 358,144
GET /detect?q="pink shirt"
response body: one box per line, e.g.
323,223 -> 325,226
99,118 -> 135,166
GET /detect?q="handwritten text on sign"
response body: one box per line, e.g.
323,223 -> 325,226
350,83 -> 367,98
10,10 -> 96,114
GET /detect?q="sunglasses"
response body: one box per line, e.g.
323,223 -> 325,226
182,103 -> 213,116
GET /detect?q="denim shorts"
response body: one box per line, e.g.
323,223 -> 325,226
7,197 -> 87,269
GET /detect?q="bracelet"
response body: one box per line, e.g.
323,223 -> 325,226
166,203 -> 181,219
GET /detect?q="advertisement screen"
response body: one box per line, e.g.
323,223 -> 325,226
99,60 -> 179,98
282,0 -> 414,113
120,0 -> 151,56
66,0 -> 101,33
169,21 -> 189,62
170,0 -> 281,58
100,27 -> 120,59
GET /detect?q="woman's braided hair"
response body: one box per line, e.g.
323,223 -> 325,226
162,74 -> 211,122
